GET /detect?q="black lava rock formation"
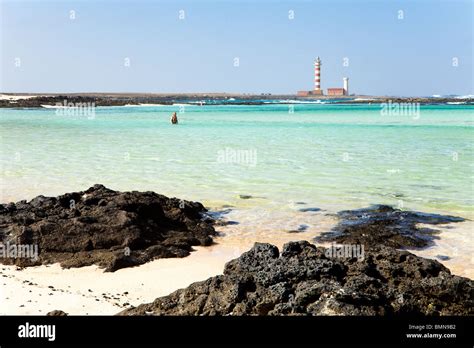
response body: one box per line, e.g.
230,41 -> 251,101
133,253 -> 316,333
314,205 -> 465,249
119,241 -> 473,316
0,185 -> 216,271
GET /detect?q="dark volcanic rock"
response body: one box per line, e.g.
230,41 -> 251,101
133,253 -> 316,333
239,195 -> 253,200
119,241 -> 473,316
2,95 -> 472,109
314,205 -> 465,249
0,185 -> 216,271
288,224 -> 309,233
298,207 -> 321,212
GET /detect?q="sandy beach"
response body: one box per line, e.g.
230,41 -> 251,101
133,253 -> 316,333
0,210 -> 334,316
0,1 -> 472,346
0,246 -> 228,315
1,211 -> 471,316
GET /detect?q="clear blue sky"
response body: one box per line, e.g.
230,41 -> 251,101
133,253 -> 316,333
1,0 -> 472,96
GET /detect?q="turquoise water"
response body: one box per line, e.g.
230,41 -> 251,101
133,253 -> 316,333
1,104 -> 472,218
2,103 -> 474,276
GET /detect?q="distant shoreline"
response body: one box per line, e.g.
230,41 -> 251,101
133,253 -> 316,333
1,93 -> 473,108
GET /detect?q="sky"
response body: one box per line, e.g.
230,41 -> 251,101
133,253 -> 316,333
0,0 -> 472,96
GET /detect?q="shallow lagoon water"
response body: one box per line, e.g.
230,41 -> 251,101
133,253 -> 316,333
1,104 -> 472,277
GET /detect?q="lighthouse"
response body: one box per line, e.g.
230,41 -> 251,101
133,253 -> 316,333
313,57 -> 323,95
297,57 -> 352,97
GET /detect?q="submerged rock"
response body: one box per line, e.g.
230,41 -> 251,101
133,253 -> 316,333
239,195 -> 253,200
119,241 -> 473,316
0,185 -> 216,271
314,205 -> 465,249
298,207 -> 321,212
436,255 -> 451,261
288,224 -> 309,233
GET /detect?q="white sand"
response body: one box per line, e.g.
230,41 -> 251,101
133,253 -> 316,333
0,94 -> 38,101
0,213 -> 332,316
0,245 -> 231,315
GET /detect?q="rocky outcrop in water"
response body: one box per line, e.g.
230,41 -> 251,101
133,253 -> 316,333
1,94 -> 472,108
0,185 -> 216,271
314,205 -> 465,249
119,241 -> 473,316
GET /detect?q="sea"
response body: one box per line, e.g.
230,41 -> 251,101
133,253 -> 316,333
1,102 -> 473,277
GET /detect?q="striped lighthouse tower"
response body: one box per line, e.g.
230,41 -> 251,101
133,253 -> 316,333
313,57 -> 323,95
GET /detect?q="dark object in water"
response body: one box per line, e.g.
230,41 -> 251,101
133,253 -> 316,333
214,220 -> 239,227
239,195 -> 253,199
436,255 -> 451,261
314,205 -> 465,249
288,224 -> 309,233
298,207 -> 321,213
171,112 -> 178,124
